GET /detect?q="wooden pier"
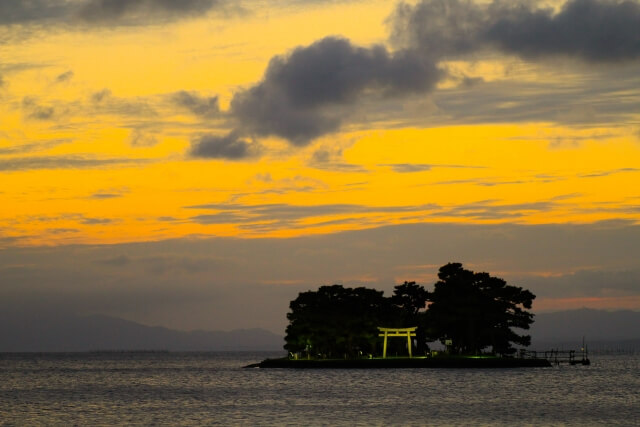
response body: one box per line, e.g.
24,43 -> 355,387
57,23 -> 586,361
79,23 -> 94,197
519,349 -> 590,365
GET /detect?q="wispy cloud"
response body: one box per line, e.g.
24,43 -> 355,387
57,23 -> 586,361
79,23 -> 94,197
0,0 -> 237,27
579,168 -> 640,178
22,97 -> 57,121
171,91 -> 221,118
431,200 -> 556,221
433,177 -> 542,187
307,148 -> 368,172
0,155 -> 149,172
88,189 -> 128,200
381,163 -> 485,173
0,139 -> 70,155
80,217 -> 115,225
186,201 -> 441,226
54,70 -> 73,83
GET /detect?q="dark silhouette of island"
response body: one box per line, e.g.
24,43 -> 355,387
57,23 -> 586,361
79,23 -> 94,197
284,263 -> 535,359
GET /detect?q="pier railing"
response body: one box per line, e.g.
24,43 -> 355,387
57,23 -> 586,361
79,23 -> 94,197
519,349 -> 590,365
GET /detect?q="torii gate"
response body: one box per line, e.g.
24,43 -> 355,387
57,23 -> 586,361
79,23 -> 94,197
378,326 -> 417,358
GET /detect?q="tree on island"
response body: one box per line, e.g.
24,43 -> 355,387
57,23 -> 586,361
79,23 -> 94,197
426,263 -> 535,355
283,263 -> 536,358
391,281 -> 430,354
284,285 -> 392,358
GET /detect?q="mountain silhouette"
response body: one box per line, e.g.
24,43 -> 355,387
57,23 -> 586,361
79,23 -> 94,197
1,308 -> 638,352
0,313 -> 284,352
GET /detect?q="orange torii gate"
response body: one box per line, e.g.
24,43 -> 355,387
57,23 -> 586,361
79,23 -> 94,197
378,326 -> 417,358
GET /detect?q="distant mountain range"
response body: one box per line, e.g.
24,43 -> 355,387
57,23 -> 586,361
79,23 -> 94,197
1,308 -> 638,352
528,308 -> 640,352
0,313 -> 284,352
531,308 -> 640,341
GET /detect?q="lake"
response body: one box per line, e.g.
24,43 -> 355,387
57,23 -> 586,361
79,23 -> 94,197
1,352 -> 638,425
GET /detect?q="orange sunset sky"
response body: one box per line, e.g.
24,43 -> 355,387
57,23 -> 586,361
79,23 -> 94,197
1,0 -> 639,332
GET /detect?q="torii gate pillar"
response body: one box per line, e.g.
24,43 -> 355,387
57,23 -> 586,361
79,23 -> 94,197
378,327 -> 417,358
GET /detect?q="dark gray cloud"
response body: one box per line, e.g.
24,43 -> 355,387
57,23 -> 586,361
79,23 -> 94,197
486,0 -> 640,62
190,132 -> 258,160
228,36 -> 442,145
0,0 -> 232,27
0,1 -> 69,25
172,91 -> 220,118
389,0 -> 488,59
391,0 -> 640,62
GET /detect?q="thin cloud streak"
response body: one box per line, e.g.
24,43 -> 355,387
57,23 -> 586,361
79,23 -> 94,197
0,155 -> 150,172
0,0 -> 236,27
381,163 -> 486,173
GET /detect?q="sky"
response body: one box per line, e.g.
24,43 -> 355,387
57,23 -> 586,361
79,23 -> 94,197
1,0 -> 639,334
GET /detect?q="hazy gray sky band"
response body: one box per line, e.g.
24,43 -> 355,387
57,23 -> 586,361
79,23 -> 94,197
2,221 -> 639,332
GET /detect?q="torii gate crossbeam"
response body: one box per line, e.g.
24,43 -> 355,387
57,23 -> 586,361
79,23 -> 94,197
378,326 -> 417,358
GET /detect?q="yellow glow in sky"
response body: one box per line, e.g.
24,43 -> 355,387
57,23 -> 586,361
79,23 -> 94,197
1,1 -> 639,248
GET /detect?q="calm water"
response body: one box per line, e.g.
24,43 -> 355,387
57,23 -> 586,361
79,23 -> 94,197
1,352 -> 638,426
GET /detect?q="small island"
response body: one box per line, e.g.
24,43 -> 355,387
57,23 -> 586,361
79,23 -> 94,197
250,263 -> 557,369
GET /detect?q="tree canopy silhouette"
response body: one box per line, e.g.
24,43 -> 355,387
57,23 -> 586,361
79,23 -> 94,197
426,263 -> 535,355
391,281 -> 430,353
284,285 -> 392,358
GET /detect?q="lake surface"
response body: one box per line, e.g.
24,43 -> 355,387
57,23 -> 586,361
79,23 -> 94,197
1,352 -> 638,425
